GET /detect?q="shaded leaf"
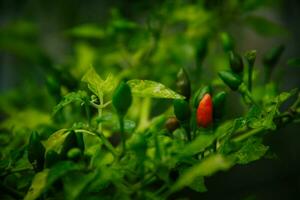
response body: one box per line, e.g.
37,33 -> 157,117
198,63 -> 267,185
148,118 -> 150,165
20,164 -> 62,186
287,58 -> 300,67
42,129 -> 69,154
171,154 -> 232,192
24,161 -> 81,200
245,15 -> 288,36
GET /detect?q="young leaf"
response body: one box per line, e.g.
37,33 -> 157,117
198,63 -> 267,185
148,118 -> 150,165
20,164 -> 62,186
127,79 -> 184,99
82,67 -> 117,96
53,90 -> 88,115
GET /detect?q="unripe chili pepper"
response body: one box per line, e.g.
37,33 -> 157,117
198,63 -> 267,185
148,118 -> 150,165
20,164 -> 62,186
45,150 -> 60,168
28,131 -> 45,172
213,91 -> 226,120
112,81 -> 132,117
197,93 -> 213,128
245,50 -> 256,68
176,68 -> 191,99
192,85 -> 212,108
229,51 -> 244,74
67,148 -> 82,161
61,131 -> 84,158
220,32 -> 234,52
173,99 -> 191,122
263,44 -> 284,69
165,116 -> 180,133
218,71 -> 242,91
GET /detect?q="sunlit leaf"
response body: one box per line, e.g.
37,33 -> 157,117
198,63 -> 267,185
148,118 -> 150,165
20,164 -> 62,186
171,154 -> 232,192
82,67 -> 117,96
231,138 -> 269,164
127,79 -> 184,99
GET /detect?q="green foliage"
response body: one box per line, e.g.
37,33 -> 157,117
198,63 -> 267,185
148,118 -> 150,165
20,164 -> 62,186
0,1 -> 300,200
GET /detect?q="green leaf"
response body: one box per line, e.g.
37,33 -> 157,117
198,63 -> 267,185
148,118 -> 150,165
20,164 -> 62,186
42,129 -> 69,154
66,24 -> 105,39
82,67 -> 117,96
24,161 -> 81,200
187,176 -> 207,192
245,15 -> 288,36
171,154 -> 232,193
231,138 -> 269,164
180,133 -> 215,157
127,79 -> 184,99
53,90 -> 88,115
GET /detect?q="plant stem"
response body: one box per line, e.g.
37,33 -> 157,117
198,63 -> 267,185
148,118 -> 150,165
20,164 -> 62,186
75,129 -> 118,158
119,115 -> 126,157
248,64 -> 253,92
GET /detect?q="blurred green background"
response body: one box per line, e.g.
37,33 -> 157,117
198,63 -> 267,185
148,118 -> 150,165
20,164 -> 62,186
1,0 -> 300,199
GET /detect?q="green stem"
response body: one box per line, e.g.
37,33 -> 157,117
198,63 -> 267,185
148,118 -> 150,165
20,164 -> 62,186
248,65 -> 253,92
232,128 -> 264,143
119,115 -> 126,157
74,129 -> 118,158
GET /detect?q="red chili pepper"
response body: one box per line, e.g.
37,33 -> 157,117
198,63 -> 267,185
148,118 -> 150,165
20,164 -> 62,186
197,93 -> 213,128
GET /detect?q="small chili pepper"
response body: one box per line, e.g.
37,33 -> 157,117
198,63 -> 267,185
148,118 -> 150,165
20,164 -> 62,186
229,51 -> 244,74
67,148 -> 82,161
197,93 -> 213,128
112,81 -> 132,117
61,131 -> 84,158
28,131 -> 45,172
192,86 -> 212,108
213,91 -> 226,120
173,99 -> 191,122
220,32 -> 234,52
218,71 -> 242,91
165,116 -> 180,133
176,68 -> 191,99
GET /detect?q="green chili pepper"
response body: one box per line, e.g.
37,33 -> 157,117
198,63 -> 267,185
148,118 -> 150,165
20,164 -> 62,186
67,148 -> 82,161
28,131 -> 45,172
61,131 -> 84,158
229,51 -> 244,74
192,85 -> 212,108
112,81 -> 132,117
220,32 -> 234,52
218,71 -> 242,91
45,150 -> 60,168
176,68 -> 191,99
173,99 -> 191,122
213,91 -> 227,120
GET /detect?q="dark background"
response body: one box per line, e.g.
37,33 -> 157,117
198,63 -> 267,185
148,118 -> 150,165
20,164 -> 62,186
1,0 -> 300,199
